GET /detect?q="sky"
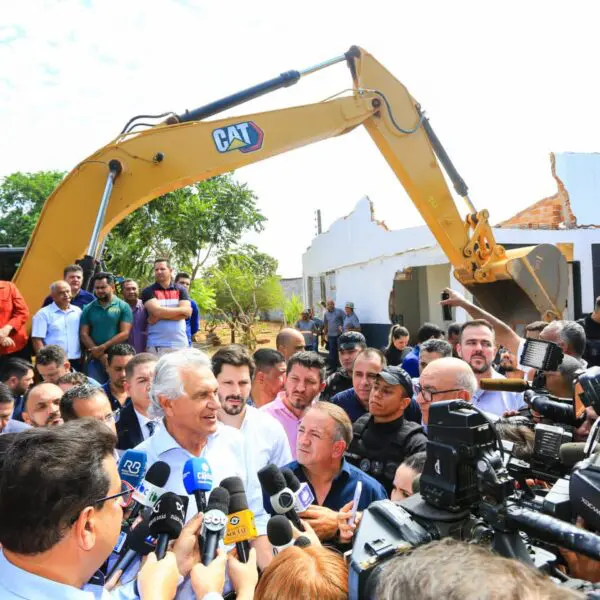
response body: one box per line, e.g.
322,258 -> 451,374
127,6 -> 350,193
3,0 -> 600,277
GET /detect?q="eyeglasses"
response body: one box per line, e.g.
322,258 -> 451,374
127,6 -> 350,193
100,409 -> 120,424
413,382 -> 464,404
95,480 -> 135,509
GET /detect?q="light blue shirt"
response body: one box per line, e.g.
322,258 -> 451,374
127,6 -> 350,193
343,312 -> 360,331
32,302 -> 82,359
1,419 -> 30,434
472,368 -> 526,416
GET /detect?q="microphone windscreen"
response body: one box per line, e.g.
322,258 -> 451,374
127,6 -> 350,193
126,520 -> 155,554
118,450 -> 147,489
228,491 -> 249,513
258,464 -> 286,495
281,468 -> 301,492
267,515 -> 293,547
294,535 -> 311,548
207,486 -> 230,515
479,378 -> 530,393
220,476 -> 245,496
183,457 -> 213,494
145,461 -> 171,488
559,442 -> 588,467
148,492 -> 186,539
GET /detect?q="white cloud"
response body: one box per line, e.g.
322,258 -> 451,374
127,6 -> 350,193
2,0 -> 600,276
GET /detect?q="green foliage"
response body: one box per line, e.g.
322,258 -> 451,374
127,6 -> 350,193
189,279 -> 216,314
283,294 -> 304,327
0,171 -> 65,246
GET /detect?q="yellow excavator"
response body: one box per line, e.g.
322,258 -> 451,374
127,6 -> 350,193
13,46 -> 567,325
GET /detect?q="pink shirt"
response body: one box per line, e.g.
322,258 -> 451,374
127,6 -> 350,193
260,392 -> 301,460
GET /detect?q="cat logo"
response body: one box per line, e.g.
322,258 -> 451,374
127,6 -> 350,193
212,121 -> 264,154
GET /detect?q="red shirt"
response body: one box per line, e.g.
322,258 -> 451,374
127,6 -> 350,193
0,281 -> 29,355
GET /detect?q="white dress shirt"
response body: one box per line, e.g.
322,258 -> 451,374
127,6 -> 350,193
239,405 -> 292,469
134,408 -> 160,441
31,302 -> 82,359
134,421 -> 268,533
472,368 -> 526,416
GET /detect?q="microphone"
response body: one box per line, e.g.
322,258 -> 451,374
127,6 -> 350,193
258,464 -> 304,531
148,492 -> 187,560
294,535 -> 312,548
221,476 -> 257,563
281,467 -> 314,513
106,517 -> 155,583
267,515 -> 294,554
559,442 -> 600,467
201,487 -> 230,565
479,378 -> 530,393
183,457 -> 213,514
118,450 -> 148,489
130,461 -> 171,521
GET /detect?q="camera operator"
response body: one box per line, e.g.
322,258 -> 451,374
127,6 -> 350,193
543,354 -> 584,399
346,366 -> 427,494
376,538 -> 584,599
0,419 -> 180,599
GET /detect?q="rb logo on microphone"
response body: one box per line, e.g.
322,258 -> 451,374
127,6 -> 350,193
122,460 -> 142,477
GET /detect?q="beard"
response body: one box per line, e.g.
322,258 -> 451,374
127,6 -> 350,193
468,354 -> 491,374
221,395 -> 246,416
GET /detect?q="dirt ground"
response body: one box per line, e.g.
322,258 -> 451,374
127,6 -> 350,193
193,320 -> 282,356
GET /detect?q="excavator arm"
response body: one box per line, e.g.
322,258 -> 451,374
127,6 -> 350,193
14,46 -> 567,325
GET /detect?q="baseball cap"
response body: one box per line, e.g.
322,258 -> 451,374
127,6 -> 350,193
338,331 -> 366,350
377,366 -> 414,398
345,302 -> 355,309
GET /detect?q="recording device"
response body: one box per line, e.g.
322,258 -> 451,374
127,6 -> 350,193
441,291 -> 452,322
529,423 -> 572,482
200,486 -> 229,565
148,492 -> 187,560
281,467 -> 314,513
183,457 -> 213,513
130,461 -> 171,521
221,476 -> 257,563
349,481 -> 362,526
520,338 -> 564,372
570,452 -> 600,532
106,518 -> 155,584
267,515 -> 294,554
258,464 -> 304,531
118,450 -> 147,489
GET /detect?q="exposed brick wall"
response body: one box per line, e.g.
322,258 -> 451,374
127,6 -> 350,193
497,153 -> 577,229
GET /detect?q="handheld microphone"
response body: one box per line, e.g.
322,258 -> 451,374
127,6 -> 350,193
130,461 -> 171,521
267,515 -> 294,554
559,442 -> 600,467
106,517 -> 155,583
201,487 -> 230,565
183,457 -> 213,514
221,476 -> 257,563
258,464 -> 304,531
479,378 -> 530,393
148,492 -> 187,560
294,535 -> 312,548
281,467 -> 314,513
118,450 -> 148,489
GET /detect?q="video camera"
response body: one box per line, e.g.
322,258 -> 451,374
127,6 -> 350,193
349,399 -> 600,600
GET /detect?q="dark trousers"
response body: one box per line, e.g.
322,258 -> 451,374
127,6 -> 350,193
328,336 -> 340,370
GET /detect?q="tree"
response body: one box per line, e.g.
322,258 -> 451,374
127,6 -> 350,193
283,294 -> 304,327
104,174 -> 266,284
207,246 -> 284,348
0,171 -> 65,246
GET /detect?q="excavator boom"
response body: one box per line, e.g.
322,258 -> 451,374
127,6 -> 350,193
14,47 -> 567,325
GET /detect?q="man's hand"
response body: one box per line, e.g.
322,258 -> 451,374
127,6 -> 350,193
440,287 -> 468,308
147,314 -> 159,325
172,512 -> 202,577
290,519 -> 322,548
137,551 -> 180,600
337,500 -> 362,544
190,548 -> 227,597
228,548 -> 259,600
0,337 -> 15,348
0,325 -> 12,340
296,506 -> 337,541
89,346 -> 104,359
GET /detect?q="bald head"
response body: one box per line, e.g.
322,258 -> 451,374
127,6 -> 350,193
276,328 -> 306,362
417,357 -> 477,425
23,383 -> 64,428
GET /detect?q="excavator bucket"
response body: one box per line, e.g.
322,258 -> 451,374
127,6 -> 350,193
463,244 -> 569,327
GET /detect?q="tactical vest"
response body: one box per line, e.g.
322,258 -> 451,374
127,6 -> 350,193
346,416 -> 425,487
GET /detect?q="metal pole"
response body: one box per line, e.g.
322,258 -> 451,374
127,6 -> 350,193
299,53 -> 348,77
88,159 -> 122,257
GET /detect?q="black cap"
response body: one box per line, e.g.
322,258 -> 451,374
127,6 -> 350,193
377,366 -> 413,398
338,331 -> 366,350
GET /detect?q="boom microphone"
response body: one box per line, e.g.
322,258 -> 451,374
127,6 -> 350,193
258,464 -> 304,531
221,476 -> 256,563
130,461 -> 171,521
183,457 -> 213,513
118,450 -> 148,489
201,487 -> 230,565
267,515 -> 294,554
479,378 -> 530,393
148,492 -> 187,560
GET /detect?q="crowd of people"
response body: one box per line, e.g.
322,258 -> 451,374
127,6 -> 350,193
1,258 -> 600,599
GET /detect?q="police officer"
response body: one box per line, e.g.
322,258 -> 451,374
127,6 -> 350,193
320,331 -> 366,402
346,365 -> 427,494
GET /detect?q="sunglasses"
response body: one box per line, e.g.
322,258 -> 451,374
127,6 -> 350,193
95,480 -> 135,509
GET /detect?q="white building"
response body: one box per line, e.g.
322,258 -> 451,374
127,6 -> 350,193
302,152 -> 600,348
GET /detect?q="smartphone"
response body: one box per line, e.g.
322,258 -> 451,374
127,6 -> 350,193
348,481 -> 363,526
441,291 -> 452,321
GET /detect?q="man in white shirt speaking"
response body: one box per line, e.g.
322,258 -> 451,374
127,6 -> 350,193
135,348 -> 272,568
212,344 -> 292,469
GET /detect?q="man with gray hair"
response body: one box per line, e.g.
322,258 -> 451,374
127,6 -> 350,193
134,347 -> 272,569
540,320 -> 586,363
31,280 -> 83,371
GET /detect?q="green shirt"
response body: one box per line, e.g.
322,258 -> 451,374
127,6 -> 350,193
80,296 -> 133,345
